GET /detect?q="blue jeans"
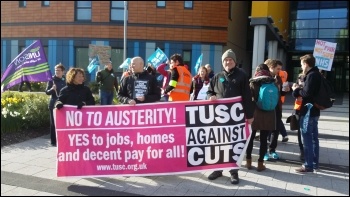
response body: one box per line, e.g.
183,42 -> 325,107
99,90 -> 114,105
300,116 -> 319,170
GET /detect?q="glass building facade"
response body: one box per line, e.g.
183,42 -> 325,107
287,1 -> 349,92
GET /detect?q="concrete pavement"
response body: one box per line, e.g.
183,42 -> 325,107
1,93 -> 349,196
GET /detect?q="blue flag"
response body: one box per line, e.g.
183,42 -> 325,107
147,48 -> 168,68
119,58 -> 131,69
194,54 -> 203,73
87,55 -> 100,74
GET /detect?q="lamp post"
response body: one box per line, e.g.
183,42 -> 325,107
123,1 -> 127,61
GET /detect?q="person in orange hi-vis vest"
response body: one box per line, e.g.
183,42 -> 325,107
278,70 -> 288,104
163,54 -> 192,101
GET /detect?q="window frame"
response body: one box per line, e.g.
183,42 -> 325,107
75,1 -> 92,21
184,1 -> 193,10
156,1 -> 166,8
41,1 -> 50,7
110,1 -> 125,22
19,1 -> 26,8
182,50 -> 192,70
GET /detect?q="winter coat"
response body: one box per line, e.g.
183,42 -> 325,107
96,68 -> 118,92
190,75 -> 210,100
249,76 -> 277,131
207,67 -> 254,119
292,66 -> 321,117
45,75 -> 66,109
157,63 -> 171,90
57,84 -> 95,106
117,70 -> 161,104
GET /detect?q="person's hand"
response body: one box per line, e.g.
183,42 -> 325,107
128,99 -> 136,106
209,95 -> 217,101
292,83 -> 299,91
284,86 -> 290,92
247,118 -> 254,124
77,102 -> 86,109
56,103 -> 63,109
136,96 -> 145,102
161,89 -> 168,95
96,72 -> 102,80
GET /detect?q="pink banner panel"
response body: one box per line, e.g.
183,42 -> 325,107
54,97 -> 252,177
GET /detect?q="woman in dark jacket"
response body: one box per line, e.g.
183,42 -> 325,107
45,63 -> 66,146
245,64 -> 277,172
55,68 -> 95,109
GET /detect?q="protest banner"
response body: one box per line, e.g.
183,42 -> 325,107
88,45 -> 111,69
54,97 -> 251,177
313,39 -> 337,71
147,48 -> 168,68
1,40 -> 52,92
87,55 -> 100,74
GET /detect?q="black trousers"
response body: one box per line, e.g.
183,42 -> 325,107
246,130 -> 269,162
49,108 -> 56,145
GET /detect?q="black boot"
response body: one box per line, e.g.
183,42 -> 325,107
230,172 -> 239,184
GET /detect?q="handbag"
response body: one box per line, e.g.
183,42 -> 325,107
286,114 -> 299,130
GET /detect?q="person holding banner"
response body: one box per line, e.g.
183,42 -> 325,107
45,63 -> 66,146
117,57 -> 161,105
162,54 -> 192,101
55,68 -> 95,110
190,66 -> 210,100
96,61 -> 119,105
206,49 -> 254,184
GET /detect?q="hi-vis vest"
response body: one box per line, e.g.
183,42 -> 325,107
279,70 -> 288,103
294,97 -> 302,110
169,66 -> 192,101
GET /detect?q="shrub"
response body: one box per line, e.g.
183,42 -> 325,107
1,91 -> 50,133
1,94 -> 25,133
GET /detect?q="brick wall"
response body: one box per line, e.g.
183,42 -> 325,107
1,1 -> 228,43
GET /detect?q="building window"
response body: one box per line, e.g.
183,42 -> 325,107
157,1 -> 166,8
183,51 -> 191,70
76,48 -> 89,71
111,1 -> 125,21
76,1 -> 92,21
19,1 -> 26,8
184,1 -> 193,9
111,48 -> 124,74
42,1 -> 50,7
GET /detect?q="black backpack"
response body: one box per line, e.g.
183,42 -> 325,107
313,73 -> 335,110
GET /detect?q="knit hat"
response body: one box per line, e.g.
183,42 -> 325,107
222,49 -> 237,63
